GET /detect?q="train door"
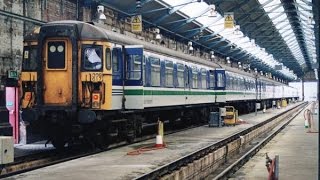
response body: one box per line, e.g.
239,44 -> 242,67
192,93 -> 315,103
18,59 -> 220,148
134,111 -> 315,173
184,65 -> 190,104
124,45 -> 144,109
43,39 -> 72,105
214,68 -> 226,102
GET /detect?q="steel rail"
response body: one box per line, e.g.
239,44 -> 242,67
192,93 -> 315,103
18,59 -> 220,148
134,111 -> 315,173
213,102 -> 308,180
134,102 -> 307,180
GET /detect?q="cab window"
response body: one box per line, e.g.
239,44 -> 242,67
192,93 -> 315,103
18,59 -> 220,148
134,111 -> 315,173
82,45 -> 102,71
47,41 -> 65,69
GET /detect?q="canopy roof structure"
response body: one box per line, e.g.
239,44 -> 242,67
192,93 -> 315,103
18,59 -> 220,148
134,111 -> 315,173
97,0 -> 319,81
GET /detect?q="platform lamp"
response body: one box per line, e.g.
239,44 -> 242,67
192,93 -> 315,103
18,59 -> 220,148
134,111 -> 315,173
154,28 -> 161,40
226,57 -> 231,65
97,5 -> 107,20
238,61 -> 242,69
210,51 -> 215,61
188,41 -> 194,54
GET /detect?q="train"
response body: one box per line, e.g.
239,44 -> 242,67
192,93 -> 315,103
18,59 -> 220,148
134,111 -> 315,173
20,20 -> 298,148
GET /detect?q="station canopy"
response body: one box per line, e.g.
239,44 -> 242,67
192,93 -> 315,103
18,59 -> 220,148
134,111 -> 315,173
99,0 -> 319,81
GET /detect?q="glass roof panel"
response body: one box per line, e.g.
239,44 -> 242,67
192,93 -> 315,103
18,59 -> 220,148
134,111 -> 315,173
161,0 -> 299,80
179,2 -> 208,18
258,0 -> 306,71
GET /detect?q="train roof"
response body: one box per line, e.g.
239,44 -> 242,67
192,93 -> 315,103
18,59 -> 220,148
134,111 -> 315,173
45,20 -> 109,41
41,20 -> 288,86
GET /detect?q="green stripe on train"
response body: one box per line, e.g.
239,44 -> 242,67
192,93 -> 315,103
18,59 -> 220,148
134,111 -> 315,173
123,89 -> 255,96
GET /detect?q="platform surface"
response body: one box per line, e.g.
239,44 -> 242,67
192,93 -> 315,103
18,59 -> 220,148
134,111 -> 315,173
232,102 -> 318,180
5,102 -> 302,180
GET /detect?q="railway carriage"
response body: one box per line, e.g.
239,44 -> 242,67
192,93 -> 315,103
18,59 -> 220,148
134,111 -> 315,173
20,21 -> 298,148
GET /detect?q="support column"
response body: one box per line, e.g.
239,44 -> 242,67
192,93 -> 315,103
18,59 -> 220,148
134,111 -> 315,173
302,78 -> 304,101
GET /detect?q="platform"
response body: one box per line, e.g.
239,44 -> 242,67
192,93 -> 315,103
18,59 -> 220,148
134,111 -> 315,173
232,102 -> 319,179
5,102 -> 302,180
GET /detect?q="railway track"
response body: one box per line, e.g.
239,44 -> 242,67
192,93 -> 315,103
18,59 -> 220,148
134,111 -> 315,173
211,102 -> 309,180
134,102 -> 307,180
0,121 -> 204,178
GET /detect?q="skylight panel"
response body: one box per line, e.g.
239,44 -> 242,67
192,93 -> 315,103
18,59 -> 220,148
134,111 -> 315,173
161,0 -> 188,7
160,0 -> 299,80
258,0 -> 307,69
179,2 -> 208,18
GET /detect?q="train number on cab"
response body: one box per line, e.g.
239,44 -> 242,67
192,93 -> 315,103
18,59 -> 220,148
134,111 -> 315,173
90,73 -> 103,82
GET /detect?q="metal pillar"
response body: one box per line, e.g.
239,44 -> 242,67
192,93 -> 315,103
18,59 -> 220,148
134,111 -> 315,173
302,78 -> 304,101
255,75 -> 258,116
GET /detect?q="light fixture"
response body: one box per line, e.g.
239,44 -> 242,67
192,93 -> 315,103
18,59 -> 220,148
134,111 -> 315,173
234,25 -> 240,35
97,5 -> 106,20
188,41 -> 193,51
260,71 -> 263,76
208,4 -> 217,18
155,34 -> 161,40
210,51 -> 215,59
250,39 -> 255,45
136,0 -> 142,9
199,29 -> 203,36
308,16 -> 312,25
154,28 -> 161,40
154,28 -> 160,34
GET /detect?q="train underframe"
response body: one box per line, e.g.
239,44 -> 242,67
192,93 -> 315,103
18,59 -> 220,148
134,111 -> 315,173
23,97 -> 297,149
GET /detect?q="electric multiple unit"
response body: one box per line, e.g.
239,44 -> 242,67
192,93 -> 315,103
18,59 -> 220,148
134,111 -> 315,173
20,21 -> 298,148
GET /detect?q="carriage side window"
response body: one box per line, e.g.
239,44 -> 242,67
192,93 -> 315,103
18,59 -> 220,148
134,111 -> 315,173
22,46 -> 37,71
176,63 -> 184,88
47,41 -> 66,69
209,71 -> 215,89
105,48 -> 111,70
150,57 -> 160,86
112,49 -> 119,72
230,76 -> 234,90
127,54 -> 141,80
82,45 -> 102,71
192,67 -> 198,89
165,60 -> 173,87
201,69 -> 207,89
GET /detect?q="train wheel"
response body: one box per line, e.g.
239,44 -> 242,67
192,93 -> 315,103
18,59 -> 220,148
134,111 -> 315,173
51,138 -> 66,150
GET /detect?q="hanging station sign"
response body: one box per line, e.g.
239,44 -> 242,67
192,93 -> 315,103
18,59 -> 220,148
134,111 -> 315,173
131,15 -> 142,32
224,12 -> 234,29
